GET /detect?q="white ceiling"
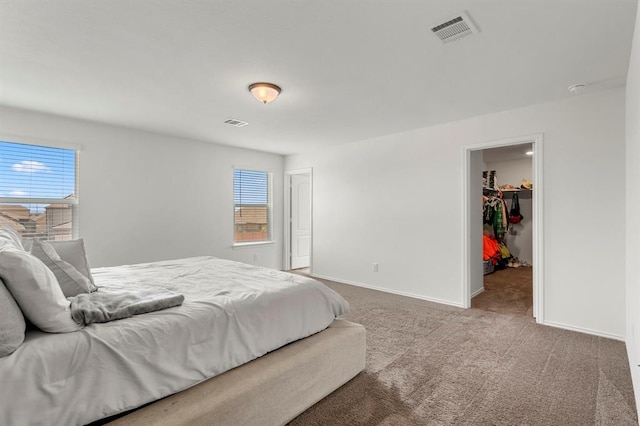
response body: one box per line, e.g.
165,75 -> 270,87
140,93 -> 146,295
0,1 -> 637,155
483,143 -> 533,163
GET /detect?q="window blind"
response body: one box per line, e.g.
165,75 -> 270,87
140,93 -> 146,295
0,140 -> 78,240
233,168 -> 272,243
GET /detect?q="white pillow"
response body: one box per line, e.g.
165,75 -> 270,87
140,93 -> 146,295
0,278 -> 26,357
45,239 -> 95,285
0,226 -> 24,251
30,240 -> 97,297
0,247 -> 82,333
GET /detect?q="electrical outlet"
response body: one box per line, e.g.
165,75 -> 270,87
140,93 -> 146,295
373,263 -> 379,272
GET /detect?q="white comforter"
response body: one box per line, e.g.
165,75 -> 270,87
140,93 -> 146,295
0,256 -> 349,426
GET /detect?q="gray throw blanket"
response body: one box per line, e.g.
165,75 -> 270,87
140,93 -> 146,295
70,289 -> 184,326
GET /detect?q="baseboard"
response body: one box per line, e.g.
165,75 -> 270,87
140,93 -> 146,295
312,273 -> 465,309
310,274 -> 625,341
471,287 -> 485,298
541,319 -> 625,341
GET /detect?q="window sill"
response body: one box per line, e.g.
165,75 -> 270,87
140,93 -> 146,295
233,241 -> 275,249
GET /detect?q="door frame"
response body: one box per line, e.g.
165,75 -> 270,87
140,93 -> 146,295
284,168 -> 313,272
462,134 -> 544,322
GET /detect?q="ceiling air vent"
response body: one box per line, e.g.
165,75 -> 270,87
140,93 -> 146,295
224,118 -> 249,127
431,12 -> 479,44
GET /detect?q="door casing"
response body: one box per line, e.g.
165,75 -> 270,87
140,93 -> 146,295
462,134 -> 544,322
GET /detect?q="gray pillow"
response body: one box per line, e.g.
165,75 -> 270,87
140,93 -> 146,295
46,239 -> 95,285
30,240 -> 97,297
0,278 -> 26,357
0,247 -> 82,333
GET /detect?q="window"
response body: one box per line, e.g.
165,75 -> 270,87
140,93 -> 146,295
233,168 -> 272,244
0,140 -> 78,241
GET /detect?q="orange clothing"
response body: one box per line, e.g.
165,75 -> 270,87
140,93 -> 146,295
483,234 -> 501,265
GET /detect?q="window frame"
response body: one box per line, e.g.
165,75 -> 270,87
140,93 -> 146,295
0,137 -> 80,241
232,167 -> 274,248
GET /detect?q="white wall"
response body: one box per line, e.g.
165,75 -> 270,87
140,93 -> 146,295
625,2 -> 640,415
0,106 -> 284,269
485,158 -> 533,263
287,87 -> 627,339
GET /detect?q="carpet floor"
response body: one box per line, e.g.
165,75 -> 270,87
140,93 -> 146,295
472,267 -> 533,316
289,277 -> 638,426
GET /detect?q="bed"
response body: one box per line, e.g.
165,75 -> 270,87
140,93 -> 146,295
0,253 -> 366,426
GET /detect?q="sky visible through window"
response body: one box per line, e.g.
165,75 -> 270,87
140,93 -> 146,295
0,141 -> 76,212
233,169 -> 269,205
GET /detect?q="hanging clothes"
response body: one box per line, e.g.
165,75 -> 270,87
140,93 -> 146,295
494,202 -> 504,239
483,195 -> 509,240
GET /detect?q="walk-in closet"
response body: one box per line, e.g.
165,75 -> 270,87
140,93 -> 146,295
472,143 -> 533,316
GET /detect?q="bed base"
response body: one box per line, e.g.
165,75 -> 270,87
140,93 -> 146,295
107,319 -> 366,426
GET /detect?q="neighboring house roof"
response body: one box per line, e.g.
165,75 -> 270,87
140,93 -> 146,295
32,213 -> 46,222
0,204 -> 30,220
234,207 -> 267,225
52,221 -> 72,230
0,213 -> 26,232
45,194 -> 75,209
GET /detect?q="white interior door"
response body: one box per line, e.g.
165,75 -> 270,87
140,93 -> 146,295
291,174 -> 311,269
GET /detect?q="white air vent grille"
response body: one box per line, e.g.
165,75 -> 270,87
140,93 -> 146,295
224,118 -> 249,127
431,12 -> 478,44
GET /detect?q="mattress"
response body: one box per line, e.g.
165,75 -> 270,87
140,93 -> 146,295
0,256 -> 349,426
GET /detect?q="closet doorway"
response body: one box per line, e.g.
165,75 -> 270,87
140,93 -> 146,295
463,135 -> 544,322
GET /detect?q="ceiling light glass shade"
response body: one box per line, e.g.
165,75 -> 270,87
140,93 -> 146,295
568,83 -> 587,94
249,83 -> 281,104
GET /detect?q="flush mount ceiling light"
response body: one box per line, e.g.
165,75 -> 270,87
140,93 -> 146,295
248,82 -> 281,104
568,83 -> 587,94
